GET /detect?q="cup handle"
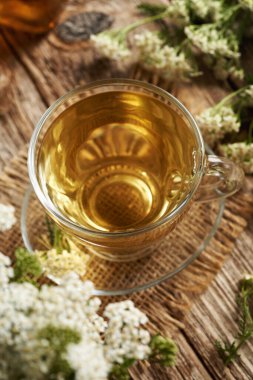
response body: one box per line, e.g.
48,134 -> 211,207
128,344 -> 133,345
195,155 -> 245,202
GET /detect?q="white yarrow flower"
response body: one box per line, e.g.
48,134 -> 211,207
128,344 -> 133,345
36,248 -> 88,278
134,31 -> 163,55
0,252 -> 13,285
0,253 -> 153,380
239,85 -> 253,107
67,340 -> 110,380
104,300 -> 151,364
134,31 -> 199,81
243,85 -> 253,99
197,106 -> 240,146
91,32 -> 130,60
219,142 -> 253,174
0,269 -> 106,378
185,25 -> 240,59
0,251 -> 11,266
0,203 -> 16,232
239,0 -> 253,10
225,62 -> 244,81
203,55 -> 243,81
243,273 -> 253,281
190,0 -> 223,20
190,0 -> 209,18
167,0 -> 190,25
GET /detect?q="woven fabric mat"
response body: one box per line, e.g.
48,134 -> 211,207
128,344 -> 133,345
0,146 -> 253,336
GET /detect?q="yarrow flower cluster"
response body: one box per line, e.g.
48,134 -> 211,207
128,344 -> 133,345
239,0 -> 253,11
185,23 -> 242,80
0,258 -> 106,379
90,0 -> 253,82
190,0 -> 223,21
197,106 -> 240,147
185,25 -> 240,59
0,251 -> 177,379
238,85 -> 253,107
196,85 -> 253,173
0,203 -> 16,232
33,218 -> 90,279
36,247 -> 88,278
209,56 -> 244,81
67,339 -> 109,380
166,0 -> 190,25
243,273 -> 253,281
91,31 -> 130,60
0,252 -> 13,285
104,300 -> 150,364
219,143 -> 253,174
134,31 -> 199,81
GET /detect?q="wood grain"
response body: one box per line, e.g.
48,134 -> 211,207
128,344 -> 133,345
131,333 -> 214,379
0,34 -> 46,173
182,224 -> 253,380
1,0 -> 141,105
0,0 -> 253,379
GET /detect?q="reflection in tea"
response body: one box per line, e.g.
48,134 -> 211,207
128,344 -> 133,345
38,91 -> 198,232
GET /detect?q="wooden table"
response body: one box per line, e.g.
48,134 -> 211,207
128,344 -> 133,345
0,1 -> 253,379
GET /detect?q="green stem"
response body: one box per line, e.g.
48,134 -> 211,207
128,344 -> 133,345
53,225 -> 63,253
247,120 -> 253,145
178,38 -> 191,50
218,4 -> 241,26
124,2 -> 240,34
224,333 -> 252,366
214,85 -> 252,111
121,9 -> 170,35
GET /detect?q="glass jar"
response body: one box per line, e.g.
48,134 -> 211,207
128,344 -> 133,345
0,0 -> 64,33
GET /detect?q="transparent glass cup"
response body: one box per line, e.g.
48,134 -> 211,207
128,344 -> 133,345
28,79 -> 244,262
0,0 -> 64,33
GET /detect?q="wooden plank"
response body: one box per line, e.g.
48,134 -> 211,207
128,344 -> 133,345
130,333 -> 213,380
183,226 -> 253,379
2,0 -> 141,105
2,0 -> 230,112
0,0 -> 230,177
1,1 -> 253,379
173,77 -> 229,116
0,34 -> 46,173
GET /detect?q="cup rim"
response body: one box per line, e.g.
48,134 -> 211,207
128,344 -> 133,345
28,78 -> 205,238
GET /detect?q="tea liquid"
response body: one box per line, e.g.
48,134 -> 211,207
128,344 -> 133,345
38,91 -> 198,232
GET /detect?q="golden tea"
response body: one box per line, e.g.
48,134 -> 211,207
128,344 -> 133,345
38,90 -> 198,233
0,0 -> 63,33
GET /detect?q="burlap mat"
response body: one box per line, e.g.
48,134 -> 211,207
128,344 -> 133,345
0,146 -> 252,337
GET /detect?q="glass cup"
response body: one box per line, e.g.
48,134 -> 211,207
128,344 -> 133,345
0,0 -> 64,33
28,79 -> 244,262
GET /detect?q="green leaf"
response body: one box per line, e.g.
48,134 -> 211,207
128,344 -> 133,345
46,215 -> 55,246
215,339 -> 239,365
149,334 -> 178,367
246,74 -> 253,85
137,3 -> 167,16
109,358 -> 136,380
38,325 -> 81,380
13,247 -> 43,285
45,216 -> 71,253
215,276 -> 253,366
38,325 -> 81,350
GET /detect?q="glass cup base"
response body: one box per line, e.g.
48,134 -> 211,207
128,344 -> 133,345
21,187 -> 224,296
